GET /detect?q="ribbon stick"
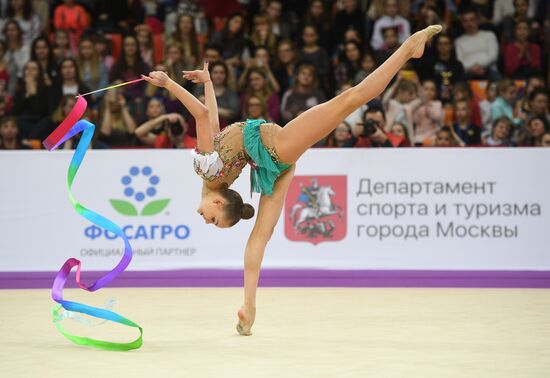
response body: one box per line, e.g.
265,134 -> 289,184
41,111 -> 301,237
77,78 -> 145,98
43,96 -> 143,351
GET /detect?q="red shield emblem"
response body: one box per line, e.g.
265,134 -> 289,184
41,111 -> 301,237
284,176 -> 347,245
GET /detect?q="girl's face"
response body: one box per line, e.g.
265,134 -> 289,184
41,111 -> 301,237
146,99 -> 163,118
334,123 -> 351,141
167,46 -> 181,62
228,16 -> 243,34
34,40 -> 49,60
211,65 -> 226,86
493,121 -> 511,140
502,85 -> 516,103
255,48 -> 270,65
529,119 -> 546,137
247,97 -> 263,118
302,26 -> 318,45
455,102 -> 469,121
486,82 -> 497,101
123,37 -> 138,57
0,120 -> 17,139
277,43 -> 294,64
422,81 -> 437,101
5,23 -> 20,42
24,61 -> 39,79
390,123 -> 406,137
61,60 -> 76,80
297,67 -> 314,87
178,16 -> 193,34
310,0 -> 323,17
435,130 -> 452,146
249,72 -> 265,91
79,40 -> 94,60
344,43 -> 360,62
361,54 -> 375,71
55,30 -> 69,48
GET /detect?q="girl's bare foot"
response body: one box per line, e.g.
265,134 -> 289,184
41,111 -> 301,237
236,305 -> 255,336
409,25 -> 442,59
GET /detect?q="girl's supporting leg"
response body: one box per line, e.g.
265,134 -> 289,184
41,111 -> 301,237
275,25 -> 441,163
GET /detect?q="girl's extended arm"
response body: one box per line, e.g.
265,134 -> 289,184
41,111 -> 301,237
183,62 -> 220,135
142,71 -> 213,152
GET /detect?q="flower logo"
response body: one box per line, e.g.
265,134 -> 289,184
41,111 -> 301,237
110,166 -> 170,216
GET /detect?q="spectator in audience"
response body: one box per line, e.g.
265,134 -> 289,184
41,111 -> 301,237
12,60 -> 49,138
452,81 -> 482,128
518,115 -> 550,146
504,20 -> 541,79
500,0 -> 532,45
516,74 -> 545,117
238,46 -> 280,93
193,61 -> 240,123
203,43 -> 223,63
94,36 -> 114,71
478,81 -> 497,133
76,37 -> 108,104
433,127 -> 461,147
453,99 -> 481,145
542,131 -> 550,146
135,108 -> 196,149
265,0 -> 293,39
31,36 -> 57,87
300,24 -> 329,82
144,62 -> 181,114
374,26 -> 400,65
302,0 -> 330,48
388,121 -> 412,146
371,0 -> 411,50
3,19 -> 30,94
53,0 -> 90,46
414,2 -> 443,32
413,79 -> 444,146
1,0 -> 40,46
242,94 -> 270,120
163,0 -> 208,38
280,63 -> 326,124
527,88 -> 550,122
352,107 -> 406,147
324,121 -> 353,147
211,13 -> 247,69
493,0 -> 535,26
334,41 -> 362,88
164,44 -> 188,88
99,88 -> 137,147
383,75 -> 421,139
0,115 -> 29,149
353,51 -> 377,84
249,14 -> 278,56
52,28 -> 73,63
49,57 -> 89,112
333,0 -> 365,48
491,79 -> 520,126
135,24 -> 155,67
273,39 -> 300,96
166,13 -> 202,70
239,66 -> 280,122
483,116 -> 514,146
0,40 -> 10,95
455,8 -> 500,80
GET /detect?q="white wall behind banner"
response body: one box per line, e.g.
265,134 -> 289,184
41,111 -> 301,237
0,149 -> 549,272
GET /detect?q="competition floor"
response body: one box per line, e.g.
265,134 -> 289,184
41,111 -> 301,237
1,288 -> 549,378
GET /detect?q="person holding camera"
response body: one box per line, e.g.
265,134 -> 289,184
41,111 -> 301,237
134,111 -> 196,149
351,107 -> 409,147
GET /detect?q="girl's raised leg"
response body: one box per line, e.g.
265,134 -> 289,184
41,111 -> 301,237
275,25 -> 441,163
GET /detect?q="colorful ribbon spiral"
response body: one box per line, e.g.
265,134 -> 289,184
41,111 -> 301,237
43,96 -> 143,351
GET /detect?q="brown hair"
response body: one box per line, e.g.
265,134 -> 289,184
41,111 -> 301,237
221,188 -> 255,226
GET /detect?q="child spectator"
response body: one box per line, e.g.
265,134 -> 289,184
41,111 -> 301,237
383,76 -> 420,139
490,79 -> 519,126
388,121 -> 412,146
479,81 -> 497,133
433,127 -> 461,147
483,116 -> 514,146
370,0 -> 411,50
453,99 -> 481,145
412,79 -> 444,146
374,26 -> 400,65
452,81 -> 482,128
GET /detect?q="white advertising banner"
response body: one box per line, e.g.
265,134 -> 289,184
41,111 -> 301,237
1,149 -> 548,271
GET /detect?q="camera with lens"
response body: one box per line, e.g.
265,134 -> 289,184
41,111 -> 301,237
361,119 -> 380,137
163,119 -> 184,137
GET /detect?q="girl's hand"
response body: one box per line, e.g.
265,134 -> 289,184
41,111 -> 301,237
182,62 -> 211,84
141,71 -> 170,88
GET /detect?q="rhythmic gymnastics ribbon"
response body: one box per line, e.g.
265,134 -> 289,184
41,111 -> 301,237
43,94 -> 143,351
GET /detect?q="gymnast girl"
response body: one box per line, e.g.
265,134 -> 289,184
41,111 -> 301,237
142,25 -> 441,336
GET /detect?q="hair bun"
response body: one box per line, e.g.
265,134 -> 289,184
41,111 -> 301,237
241,203 -> 255,220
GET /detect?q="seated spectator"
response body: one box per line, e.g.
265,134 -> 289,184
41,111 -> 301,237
98,88 -> 137,147
324,121 -> 353,148
370,0 -> 411,50
193,61 -> 240,123
135,24 -> 155,67
302,0 -> 330,49
249,14 -> 278,56
49,57 -> 90,112
452,81 -> 482,128
144,63 -> 181,114
413,79 -> 444,146
453,99 -> 481,145
479,81 -> 497,133
210,14 -> 247,70
273,39 -> 300,97
0,115 -> 30,149
3,20 -> 30,94
1,0 -> 41,46
266,0 -> 293,39
374,26 -> 401,66
238,46 -> 280,94
242,95 -> 270,120
163,0 -> 208,38
12,60 -> 50,139
517,115 -> 550,146
94,36 -> 114,71
164,44 -> 188,88
202,43 -> 223,63
52,28 -> 74,63
280,64 -> 326,124
455,8 -> 500,80
383,76 -> 421,139
497,0 -> 535,43
333,0 -> 365,47
483,116 -> 514,146
491,79 -> 520,126
31,36 -> 57,87
504,20 -> 541,79
239,67 -> 280,122
165,14 -> 202,70
526,88 -> 550,123
76,37 -> 108,104
413,2 -> 443,32
53,0 -> 90,45
334,41 -> 362,88
135,111 -> 196,149
388,121 -> 412,146
353,51 -> 376,84
433,127 -> 462,147
300,24 -> 329,86
516,74 -> 545,118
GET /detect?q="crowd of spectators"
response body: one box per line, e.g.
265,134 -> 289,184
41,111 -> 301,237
1,0 -> 550,150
